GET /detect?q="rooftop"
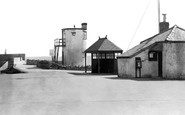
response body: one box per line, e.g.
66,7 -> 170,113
118,25 -> 185,58
84,36 -> 123,53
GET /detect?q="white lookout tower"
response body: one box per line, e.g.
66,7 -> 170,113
59,23 -> 87,66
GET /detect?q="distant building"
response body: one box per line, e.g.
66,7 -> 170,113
54,23 -> 87,66
117,15 -> 185,79
0,54 -> 25,69
84,36 -> 123,74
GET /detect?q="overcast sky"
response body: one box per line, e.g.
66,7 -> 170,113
0,0 -> 185,57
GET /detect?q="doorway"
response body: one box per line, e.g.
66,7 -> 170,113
158,52 -> 162,77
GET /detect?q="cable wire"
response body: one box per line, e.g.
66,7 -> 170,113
126,0 -> 152,51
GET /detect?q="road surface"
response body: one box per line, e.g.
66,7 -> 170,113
0,62 -> 185,115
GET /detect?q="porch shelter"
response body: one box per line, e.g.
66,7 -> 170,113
84,36 -> 123,73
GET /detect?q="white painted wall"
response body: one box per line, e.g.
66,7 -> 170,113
118,27 -> 185,78
118,49 -> 158,78
63,29 -> 87,66
163,43 -> 185,79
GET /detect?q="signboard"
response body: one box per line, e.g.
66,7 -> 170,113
49,49 -> 54,56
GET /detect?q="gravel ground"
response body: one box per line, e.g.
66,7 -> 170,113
0,61 -> 185,115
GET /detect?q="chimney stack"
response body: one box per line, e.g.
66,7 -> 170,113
81,23 -> 87,30
159,14 -> 169,33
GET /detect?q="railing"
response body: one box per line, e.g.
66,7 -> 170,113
54,38 -> 66,47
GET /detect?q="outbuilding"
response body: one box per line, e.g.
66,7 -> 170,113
84,36 -> 123,74
117,18 -> 185,79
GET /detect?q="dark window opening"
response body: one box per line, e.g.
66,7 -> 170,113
71,32 -> 76,36
148,51 -> 157,61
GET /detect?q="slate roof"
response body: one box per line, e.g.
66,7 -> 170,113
118,25 -> 185,58
84,37 -> 123,53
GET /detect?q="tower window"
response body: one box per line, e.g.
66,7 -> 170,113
71,32 -> 76,36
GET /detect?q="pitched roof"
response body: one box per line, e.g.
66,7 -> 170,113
84,37 -> 123,53
118,25 -> 185,58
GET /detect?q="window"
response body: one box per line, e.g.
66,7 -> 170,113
93,53 -> 97,59
101,53 -> 105,59
71,30 -> 76,36
148,51 -> 157,61
71,32 -> 76,36
97,53 -> 101,59
106,53 -> 114,59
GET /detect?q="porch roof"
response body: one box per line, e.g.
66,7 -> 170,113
84,37 -> 123,53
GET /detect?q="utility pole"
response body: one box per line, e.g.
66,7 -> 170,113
158,0 -> 161,33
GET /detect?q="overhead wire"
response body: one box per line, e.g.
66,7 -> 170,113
126,0 -> 152,51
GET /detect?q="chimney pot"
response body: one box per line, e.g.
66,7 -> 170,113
162,14 -> 167,22
81,23 -> 87,30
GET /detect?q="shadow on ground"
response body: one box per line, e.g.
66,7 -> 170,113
1,67 -> 27,74
104,76 -> 185,81
26,66 -> 40,69
68,72 -> 185,81
68,72 -> 116,76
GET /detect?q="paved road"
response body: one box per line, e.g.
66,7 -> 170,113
1,63 -> 185,115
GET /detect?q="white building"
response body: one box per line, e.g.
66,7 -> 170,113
61,23 -> 87,66
117,16 -> 185,79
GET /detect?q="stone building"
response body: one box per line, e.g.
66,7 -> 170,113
117,17 -> 185,79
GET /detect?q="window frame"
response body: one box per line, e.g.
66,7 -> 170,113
148,51 -> 158,61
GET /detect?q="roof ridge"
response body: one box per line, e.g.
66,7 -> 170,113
96,38 -> 106,50
120,25 -> 176,58
84,38 -> 122,53
166,25 -> 177,41
175,25 -> 185,31
137,26 -> 175,51
99,38 -> 122,51
140,26 -> 175,44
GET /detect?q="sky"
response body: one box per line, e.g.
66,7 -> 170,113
0,0 -> 185,57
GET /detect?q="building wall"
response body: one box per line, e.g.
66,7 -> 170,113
163,43 -> 185,79
63,29 -> 87,66
118,49 -> 158,78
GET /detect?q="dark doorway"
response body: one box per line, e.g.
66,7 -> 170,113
158,52 -> 162,77
92,59 -> 115,73
100,59 -> 114,73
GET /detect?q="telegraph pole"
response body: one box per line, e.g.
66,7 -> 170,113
158,0 -> 160,32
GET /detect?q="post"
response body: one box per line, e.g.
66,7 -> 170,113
98,53 -> 100,73
62,29 -> 64,65
57,47 -> 59,62
158,0 -> 160,33
91,53 -> 93,73
62,51 -> 64,65
85,53 -> 87,73
54,46 -> 56,62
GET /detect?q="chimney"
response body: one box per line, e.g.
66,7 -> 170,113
159,14 -> 169,33
81,23 -> 87,30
